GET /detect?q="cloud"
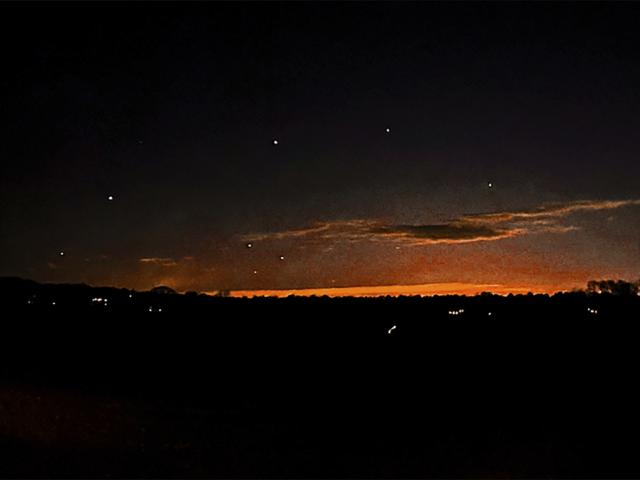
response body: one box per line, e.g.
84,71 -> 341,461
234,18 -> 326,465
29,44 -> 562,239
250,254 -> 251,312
242,199 -> 640,246
139,257 -> 179,267
461,199 -> 640,225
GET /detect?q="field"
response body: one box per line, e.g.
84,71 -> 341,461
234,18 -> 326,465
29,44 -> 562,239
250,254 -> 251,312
1,278 -> 639,477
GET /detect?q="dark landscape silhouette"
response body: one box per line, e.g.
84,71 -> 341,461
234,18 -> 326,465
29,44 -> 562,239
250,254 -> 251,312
1,277 -> 640,477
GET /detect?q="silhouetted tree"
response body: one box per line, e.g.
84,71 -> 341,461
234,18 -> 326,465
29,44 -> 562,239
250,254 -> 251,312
587,279 -> 639,296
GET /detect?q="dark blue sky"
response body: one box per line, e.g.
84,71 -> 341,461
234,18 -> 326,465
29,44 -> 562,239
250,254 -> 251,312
2,3 -> 640,293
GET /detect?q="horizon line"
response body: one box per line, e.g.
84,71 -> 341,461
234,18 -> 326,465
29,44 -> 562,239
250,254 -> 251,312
207,282 -> 571,298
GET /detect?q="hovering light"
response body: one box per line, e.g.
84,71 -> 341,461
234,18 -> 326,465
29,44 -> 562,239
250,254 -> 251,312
158,308 -> 162,313
388,325 -> 397,334
129,294 -> 133,298
279,255 -> 285,261
59,251 -> 65,256
107,195 -> 114,201
51,301 -> 56,306
488,182 -> 493,188
385,128 -> 391,133
148,307 -> 153,312
273,139 -> 279,145
246,242 -> 253,248
253,270 -> 258,275
488,312 -> 492,316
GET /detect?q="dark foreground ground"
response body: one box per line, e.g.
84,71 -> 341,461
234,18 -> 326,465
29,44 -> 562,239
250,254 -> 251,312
1,278 -> 640,478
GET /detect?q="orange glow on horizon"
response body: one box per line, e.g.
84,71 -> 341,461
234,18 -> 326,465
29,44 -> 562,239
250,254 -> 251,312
212,282 -> 572,298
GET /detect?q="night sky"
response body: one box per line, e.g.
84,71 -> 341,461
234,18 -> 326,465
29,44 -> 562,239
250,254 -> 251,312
2,3 -> 640,295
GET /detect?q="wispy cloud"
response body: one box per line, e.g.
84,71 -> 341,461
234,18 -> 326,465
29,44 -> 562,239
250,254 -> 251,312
139,257 -> 179,267
462,199 -> 640,225
242,199 -> 640,246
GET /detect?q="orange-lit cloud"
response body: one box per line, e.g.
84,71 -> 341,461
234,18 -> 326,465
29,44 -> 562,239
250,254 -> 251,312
139,257 -> 179,267
242,199 -> 640,246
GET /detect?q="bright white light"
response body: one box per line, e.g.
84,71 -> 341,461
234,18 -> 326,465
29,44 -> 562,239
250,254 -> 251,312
107,195 -> 114,201
385,128 -> 391,133
51,301 -> 56,306
246,243 -> 253,248
388,325 -> 396,334
59,251 -> 65,256
158,308 -> 162,312
253,270 -> 258,274
129,294 -> 133,298
273,139 -> 279,145
488,312 -> 492,316
279,255 -> 285,261
488,182 -> 493,188
148,307 -> 153,312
